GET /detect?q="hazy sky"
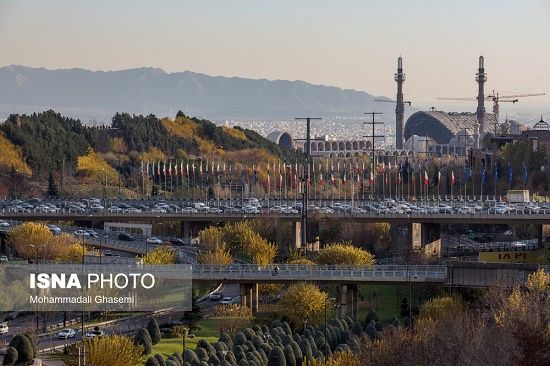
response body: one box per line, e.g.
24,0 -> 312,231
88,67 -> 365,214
1,0 -> 549,113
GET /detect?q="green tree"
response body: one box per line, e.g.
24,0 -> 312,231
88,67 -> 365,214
182,290 -> 203,332
146,318 -> 162,345
2,346 -> 18,366
134,328 -> 153,355
8,335 -> 34,364
46,171 -> 58,196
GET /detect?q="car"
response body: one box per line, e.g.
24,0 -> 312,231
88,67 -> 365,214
74,230 -> 90,237
57,329 -> 76,339
180,207 -> 198,213
123,207 -> 142,213
243,206 -> 259,214
223,207 -> 240,213
170,238 -> 186,246
85,229 -> 99,238
84,329 -> 104,339
103,250 -> 113,256
118,232 -> 134,241
90,204 -> 105,212
68,205 -> 85,213
0,255 -> 8,263
49,227 -> 62,235
108,206 -> 123,213
207,207 -> 222,214
504,229 -> 513,236
151,207 -> 167,214
209,292 -> 223,301
0,220 -> 10,227
146,237 -> 163,244
220,297 -> 237,305
0,323 -> 8,335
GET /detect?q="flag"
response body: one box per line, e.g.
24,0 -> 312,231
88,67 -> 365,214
163,161 -> 166,176
369,171 -> 374,183
174,161 -> 178,176
424,170 -> 429,186
451,170 -> 455,186
507,163 -> 513,184
437,169 -> 441,185
186,163 -> 189,176
523,162 -> 528,184
146,162 -> 150,176
331,172 -> 335,185
319,172 -> 323,186
157,161 -> 161,176
140,161 -> 144,174
168,161 -> 172,176
463,165 -> 470,181
481,163 -> 486,185
494,164 -> 499,182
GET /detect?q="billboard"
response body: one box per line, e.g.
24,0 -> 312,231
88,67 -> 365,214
479,251 -> 543,264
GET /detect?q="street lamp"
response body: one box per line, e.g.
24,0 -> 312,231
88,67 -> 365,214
324,297 -> 337,365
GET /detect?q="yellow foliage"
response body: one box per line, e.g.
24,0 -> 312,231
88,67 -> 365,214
197,226 -> 225,252
77,148 -> 119,185
67,335 -> 143,366
0,132 -> 32,175
221,126 -> 247,140
7,223 -> 85,262
222,221 -> 276,264
287,258 -> 316,265
277,282 -> 328,329
161,116 -> 199,139
109,137 -> 128,154
527,268 -> 550,292
317,242 -> 375,267
198,246 -> 233,265
419,296 -> 466,321
142,245 -> 176,264
310,351 -> 361,366
197,137 -> 219,155
139,146 -> 167,162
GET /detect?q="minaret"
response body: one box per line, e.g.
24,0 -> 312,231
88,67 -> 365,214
394,56 -> 406,149
475,55 -> 487,148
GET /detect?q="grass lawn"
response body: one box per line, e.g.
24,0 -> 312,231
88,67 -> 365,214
137,317 -> 223,365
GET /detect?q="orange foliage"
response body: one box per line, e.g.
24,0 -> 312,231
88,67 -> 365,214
76,148 -> 119,185
139,146 -> 167,162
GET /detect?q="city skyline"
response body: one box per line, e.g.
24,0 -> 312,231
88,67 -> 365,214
1,0 -> 549,113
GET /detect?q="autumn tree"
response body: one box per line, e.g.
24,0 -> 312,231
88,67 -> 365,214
197,247 -> 233,265
317,242 -> 375,267
76,147 -> 119,185
65,335 -> 143,366
142,245 -> 177,264
276,283 -> 328,329
419,296 -> 466,321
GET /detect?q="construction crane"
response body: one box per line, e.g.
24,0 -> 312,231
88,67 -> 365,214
374,99 -> 412,106
438,90 -> 545,132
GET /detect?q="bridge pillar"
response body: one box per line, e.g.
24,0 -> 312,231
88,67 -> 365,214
538,224 -> 550,248
409,223 -> 441,257
410,223 -> 422,250
181,221 -> 191,240
292,221 -> 301,249
239,283 -> 259,314
339,284 -> 358,319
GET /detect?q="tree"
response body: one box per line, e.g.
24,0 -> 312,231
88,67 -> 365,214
197,226 -> 225,252
197,246 -> 233,265
65,335 -> 143,366
526,268 -> 550,292
8,335 -> 34,364
317,242 -> 375,267
181,290 -> 204,332
46,171 -> 58,196
419,296 -> 465,321
147,318 -> 162,345
276,283 -> 328,329
2,346 -> 18,366
142,245 -> 177,264
267,346 -> 286,366
145,357 -> 160,366
134,328 -> 153,355
309,350 -> 360,366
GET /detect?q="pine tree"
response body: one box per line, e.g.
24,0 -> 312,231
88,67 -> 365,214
47,171 -> 59,197
181,290 -> 203,332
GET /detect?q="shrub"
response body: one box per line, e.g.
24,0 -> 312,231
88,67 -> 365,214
267,346 -> 286,366
154,353 -> 167,366
134,328 -> 153,355
2,346 -> 18,366
317,242 -> 375,266
183,349 -> 200,365
8,335 -> 33,364
365,309 -> 379,324
147,318 -> 162,345
145,357 -> 161,366
79,335 -> 143,366
276,283 -> 328,329
284,344 -> 297,366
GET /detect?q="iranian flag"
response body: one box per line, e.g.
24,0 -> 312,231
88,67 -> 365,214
331,172 -> 335,185
437,170 -> 441,185
319,173 -> 323,186
451,170 -> 455,185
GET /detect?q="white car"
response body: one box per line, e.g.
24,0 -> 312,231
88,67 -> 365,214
108,206 -> 123,213
0,220 -> 10,227
84,329 -> 104,339
0,323 -> 8,335
220,297 -> 238,305
243,206 -> 259,214
146,237 -> 163,244
74,230 -> 90,237
181,207 -> 198,213
151,208 -> 167,213
90,204 -> 105,212
57,329 -> 76,339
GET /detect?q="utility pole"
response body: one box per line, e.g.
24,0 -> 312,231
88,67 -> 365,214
295,117 -> 322,253
364,113 -> 384,200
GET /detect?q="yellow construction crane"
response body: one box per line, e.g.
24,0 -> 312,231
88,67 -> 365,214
438,90 -> 545,130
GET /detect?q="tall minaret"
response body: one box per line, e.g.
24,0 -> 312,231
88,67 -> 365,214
475,55 -> 487,147
394,56 -> 406,149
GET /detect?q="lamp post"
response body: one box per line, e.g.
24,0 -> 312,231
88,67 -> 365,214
324,297 -> 336,365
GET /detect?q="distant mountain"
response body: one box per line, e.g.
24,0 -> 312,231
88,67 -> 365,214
0,65 -> 399,123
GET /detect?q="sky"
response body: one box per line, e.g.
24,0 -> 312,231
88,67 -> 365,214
1,0 -> 549,115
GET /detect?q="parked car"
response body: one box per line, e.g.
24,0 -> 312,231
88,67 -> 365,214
209,292 -> 223,301
0,323 -> 8,335
57,329 -> 76,339
0,220 -> 10,227
74,230 -> 90,237
220,297 -> 238,305
0,255 -> 8,263
118,232 -> 134,241
103,250 -> 113,256
151,207 -> 167,214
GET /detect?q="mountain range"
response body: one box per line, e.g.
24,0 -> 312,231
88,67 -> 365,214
0,65 -> 400,123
